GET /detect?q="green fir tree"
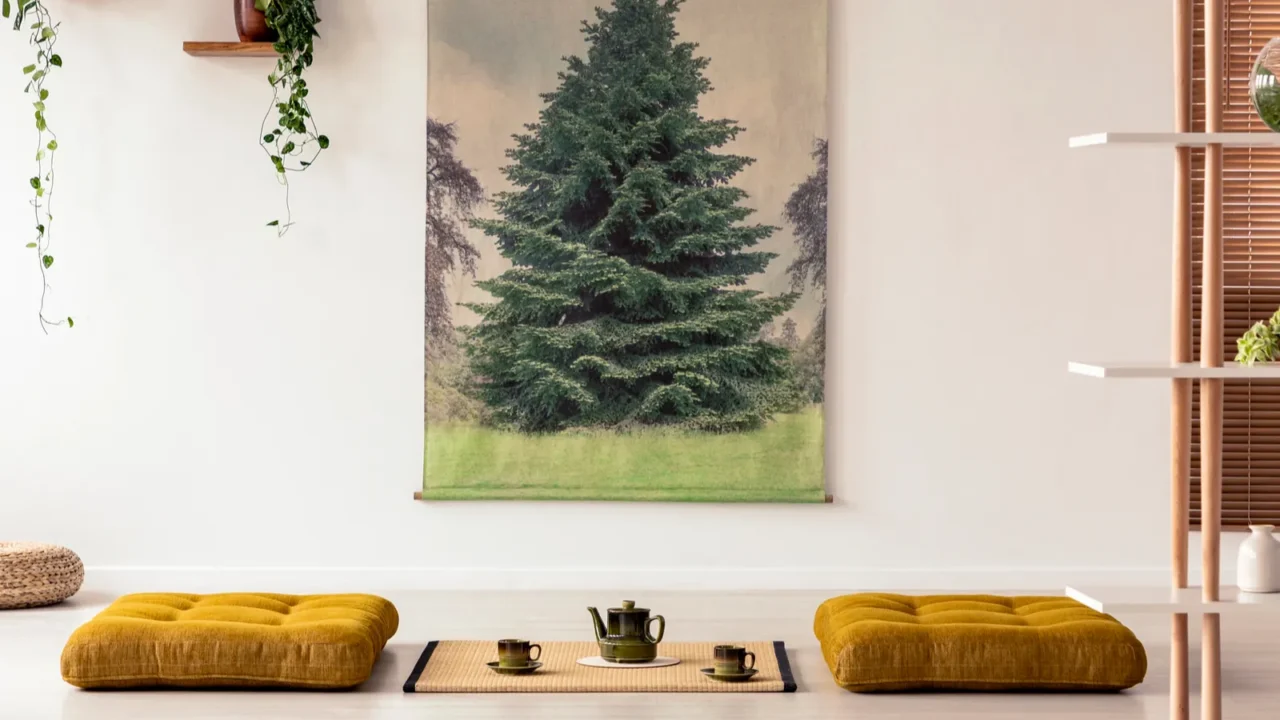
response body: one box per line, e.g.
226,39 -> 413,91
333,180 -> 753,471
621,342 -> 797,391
465,0 -> 797,433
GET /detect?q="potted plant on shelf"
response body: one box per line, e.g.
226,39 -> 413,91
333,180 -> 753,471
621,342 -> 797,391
234,0 -> 276,43
1251,38 -> 1280,132
1237,309 -> 1280,365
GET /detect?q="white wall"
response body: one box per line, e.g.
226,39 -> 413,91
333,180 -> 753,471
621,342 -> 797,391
0,0 -> 1224,591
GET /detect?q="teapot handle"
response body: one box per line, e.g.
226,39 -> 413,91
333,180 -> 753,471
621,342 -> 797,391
645,614 -> 665,644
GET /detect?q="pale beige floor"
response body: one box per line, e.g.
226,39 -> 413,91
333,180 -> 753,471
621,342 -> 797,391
1,589 -> 1274,719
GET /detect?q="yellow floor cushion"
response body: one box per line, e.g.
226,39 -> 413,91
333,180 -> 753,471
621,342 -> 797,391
814,594 -> 1146,692
61,593 -> 398,689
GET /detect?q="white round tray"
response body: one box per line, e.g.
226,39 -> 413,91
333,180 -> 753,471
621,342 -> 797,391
576,656 -> 681,669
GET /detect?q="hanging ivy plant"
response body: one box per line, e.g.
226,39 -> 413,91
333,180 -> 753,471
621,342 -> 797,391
257,0 -> 328,236
3,0 -> 70,332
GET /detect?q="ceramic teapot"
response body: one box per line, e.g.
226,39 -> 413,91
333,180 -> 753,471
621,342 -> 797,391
588,600 -> 665,663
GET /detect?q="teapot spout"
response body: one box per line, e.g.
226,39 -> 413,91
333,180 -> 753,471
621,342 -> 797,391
588,606 -> 606,641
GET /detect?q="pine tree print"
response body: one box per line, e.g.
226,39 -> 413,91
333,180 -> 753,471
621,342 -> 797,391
465,0 -> 797,433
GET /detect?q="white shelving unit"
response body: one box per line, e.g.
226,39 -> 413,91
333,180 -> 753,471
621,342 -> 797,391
1067,4 -> 1236,719
1067,361 -> 1280,379
1069,131 -> 1280,148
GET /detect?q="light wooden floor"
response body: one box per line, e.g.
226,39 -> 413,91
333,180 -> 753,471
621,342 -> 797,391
2,589 -> 1276,719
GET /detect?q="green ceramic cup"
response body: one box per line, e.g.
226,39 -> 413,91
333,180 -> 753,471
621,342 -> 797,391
713,645 -> 755,675
498,639 -> 542,668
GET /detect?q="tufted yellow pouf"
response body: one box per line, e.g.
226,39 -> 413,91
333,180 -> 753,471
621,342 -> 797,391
61,593 -> 398,689
814,594 -> 1147,692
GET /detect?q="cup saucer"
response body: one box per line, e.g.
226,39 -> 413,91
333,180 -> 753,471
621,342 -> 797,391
700,667 -> 758,682
486,660 -> 543,675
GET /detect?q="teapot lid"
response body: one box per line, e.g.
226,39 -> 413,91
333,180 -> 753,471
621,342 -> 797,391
609,599 -> 647,613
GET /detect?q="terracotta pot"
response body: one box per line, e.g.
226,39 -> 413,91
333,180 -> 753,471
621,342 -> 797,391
233,0 -> 277,43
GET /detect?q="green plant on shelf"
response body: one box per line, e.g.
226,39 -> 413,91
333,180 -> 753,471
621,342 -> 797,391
1254,65 -> 1280,133
3,0 -> 70,332
257,0 -> 328,236
1236,308 -> 1280,365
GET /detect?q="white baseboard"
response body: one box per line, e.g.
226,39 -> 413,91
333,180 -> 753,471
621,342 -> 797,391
83,566 -> 1173,593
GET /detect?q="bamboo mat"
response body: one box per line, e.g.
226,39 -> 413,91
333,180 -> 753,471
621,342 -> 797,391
403,640 -> 796,693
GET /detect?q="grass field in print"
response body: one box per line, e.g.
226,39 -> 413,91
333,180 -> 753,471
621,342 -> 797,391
422,406 -> 824,502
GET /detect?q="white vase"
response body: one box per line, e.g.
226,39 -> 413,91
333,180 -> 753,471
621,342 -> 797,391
1237,524 -> 1280,593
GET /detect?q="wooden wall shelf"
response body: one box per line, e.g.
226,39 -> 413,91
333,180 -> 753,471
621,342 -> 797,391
183,42 -> 278,57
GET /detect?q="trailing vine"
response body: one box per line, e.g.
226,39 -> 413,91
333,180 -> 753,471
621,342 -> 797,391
257,0 -> 327,236
3,0 -> 69,332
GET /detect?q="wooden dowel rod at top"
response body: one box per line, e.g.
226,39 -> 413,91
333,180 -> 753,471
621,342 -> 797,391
1170,0 -> 1193,593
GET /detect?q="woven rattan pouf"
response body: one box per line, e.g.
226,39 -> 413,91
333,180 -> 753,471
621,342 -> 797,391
0,543 -> 83,609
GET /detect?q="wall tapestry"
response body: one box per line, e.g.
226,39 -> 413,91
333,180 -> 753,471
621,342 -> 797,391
425,0 -> 828,502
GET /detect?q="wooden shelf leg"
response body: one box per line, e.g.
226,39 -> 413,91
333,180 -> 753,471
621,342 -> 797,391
1202,614 -> 1222,720
1200,0 -> 1224,604
1200,378 -> 1223,598
1171,614 -> 1189,720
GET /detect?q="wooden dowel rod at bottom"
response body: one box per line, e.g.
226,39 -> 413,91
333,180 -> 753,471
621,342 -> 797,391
1202,613 -> 1222,720
413,491 -> 839,503
1171,614 -> 1188,720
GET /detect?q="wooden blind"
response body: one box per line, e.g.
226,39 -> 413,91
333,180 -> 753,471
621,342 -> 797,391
1191,0 -> 1280,529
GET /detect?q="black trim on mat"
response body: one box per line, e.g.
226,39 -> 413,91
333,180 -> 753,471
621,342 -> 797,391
403,640 -> 439,693
773,640 -> 797,692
